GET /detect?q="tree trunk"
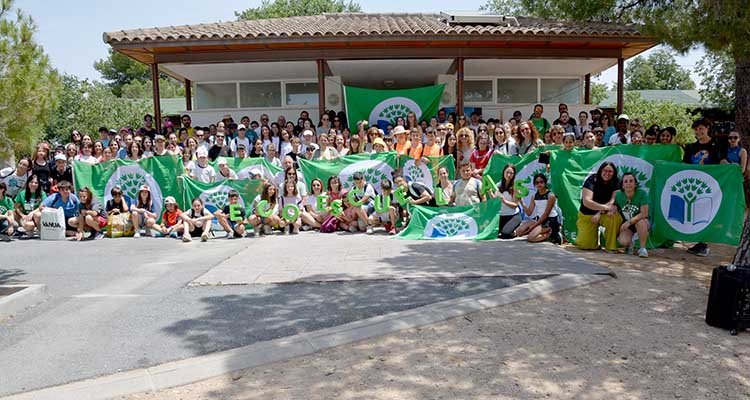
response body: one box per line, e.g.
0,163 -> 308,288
733,56 -> 750,265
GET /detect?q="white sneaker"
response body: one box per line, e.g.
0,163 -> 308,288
366,226 -> 374,235
182,235 -> 191,243
201,233 -> 208,242
133,231 -> 141,238
638,248 -> 648,258
349,225 -> 358,233
263,225 -> 273,235
292,226 -> 300,234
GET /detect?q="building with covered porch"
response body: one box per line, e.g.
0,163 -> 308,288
104,12 -> 656,131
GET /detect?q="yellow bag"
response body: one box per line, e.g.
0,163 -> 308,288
106,212 -> 135,238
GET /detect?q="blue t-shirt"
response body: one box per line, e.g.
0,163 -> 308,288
42,192 -> 81,219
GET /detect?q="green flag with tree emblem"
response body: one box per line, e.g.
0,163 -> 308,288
398,198 -> 501,241
344,85 -> 445,132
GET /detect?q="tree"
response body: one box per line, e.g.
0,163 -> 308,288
590,82 -> 609,106
625,49 -> 695,90
120,78 -> 185,99
622,92 -> 695,144
695,50 -> 735,111
43,75 -> 150,144
236,0 -> 361,20
94,48 -> 184,98
484,0 -> 750,263
0,0 -> 60,161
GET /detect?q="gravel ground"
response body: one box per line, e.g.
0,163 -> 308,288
124,243 -> 750,400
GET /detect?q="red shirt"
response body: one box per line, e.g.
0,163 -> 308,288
162,208 -> 182,227
470,148 -> 492,170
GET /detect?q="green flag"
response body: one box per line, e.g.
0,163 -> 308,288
298,151 -> 399,192
651,161 -> 745,245
549,144 -> 683,245
344,85 -> 445,132
73,156 -> 184,221
179,176 -> 263,215
211,157 -> 282,182
398,198 -> 501,241
484,148 -> 549,208
400,155 -> 455,188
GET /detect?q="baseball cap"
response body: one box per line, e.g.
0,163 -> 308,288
54,153 -> 66,161
196,147 -> 208,158
302,129 -> 314,136
217,159 -> 228,166
108,129 -> 117,135
617,114 -> 630,121
155,135 -> 165,142
237,124 -> 247,131
138,185 -> 150,192
164,196 -> 177,205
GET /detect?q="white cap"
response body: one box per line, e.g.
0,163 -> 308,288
302,129 -> 314,136
196,147 -> 208,158
237,124 -> 247,130
54,153 -> 67,161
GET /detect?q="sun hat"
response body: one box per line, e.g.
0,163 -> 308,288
392,126 -> 407,136
373,138 -> 387,148
164,196 -> 177,205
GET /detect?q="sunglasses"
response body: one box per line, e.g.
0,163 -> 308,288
479,129 -> 488,132
729,136 -> 740,139
459,134 -> 469,138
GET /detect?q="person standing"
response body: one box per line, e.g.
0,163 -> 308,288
683,117 -> 720,257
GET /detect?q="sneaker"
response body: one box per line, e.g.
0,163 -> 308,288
182,235 -> 192,243
200,233 -> 208,242
292,226 -> 299,234
0,234 -> 11,242
226,231 -> 235,239
143,229 -> 152,237
301,225 -> 312,231
625,246 -> 634,255
283,225 -> 290,235
349,225 -> 358,233
638,248 -> 649,258
687,242 -> 704,254
366,226 -> 374,235
169,231 -> 179,239
695,245 -> 710,257
263,225 -> 273,235
95,232 -> 105,240
133,231 -> 141,238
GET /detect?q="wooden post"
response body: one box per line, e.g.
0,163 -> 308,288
185,79 -> 192,111
616,58 -> 624,115
584,73 -> 591,104
456,57 -> 464,117
317,59 -> 326,118
151,63 -> 162,133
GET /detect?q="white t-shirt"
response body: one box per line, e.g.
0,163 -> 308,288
216,168 -> 238,181
608,132 -> 631,146
188,162 -> 217,183
499,191 -> 519,216
0,167 -> 27,198
305,192 -> 326,213
231,136 -> 251,153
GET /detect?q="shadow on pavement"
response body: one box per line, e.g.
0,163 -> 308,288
0,268 -> 25,285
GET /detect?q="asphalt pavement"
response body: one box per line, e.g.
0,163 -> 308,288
0,234 -> 582,397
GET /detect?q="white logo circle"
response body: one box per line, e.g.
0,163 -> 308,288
423,213 -> 478,240
591,154 -> 653,193
339,160 -> 395,193
104,164 -> 164,217
200,184 -> 245,214
516,160 -> 548,207
402,159 -> 433,187
660,170 -> 722,234
368,97 -> 423,128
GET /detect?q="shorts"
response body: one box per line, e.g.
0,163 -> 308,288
189,228 -> 203,237
362,203 -> 376,216
377,212 -> 390,223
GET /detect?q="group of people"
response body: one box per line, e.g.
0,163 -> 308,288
1,105 -> 745,258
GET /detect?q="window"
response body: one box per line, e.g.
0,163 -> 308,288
496,79 -> 537,104
240,82 -> 282,108
463,80 -> 493,103
195,83 -> 237,109
541,79 -> 580,104
286,82 -> 318,106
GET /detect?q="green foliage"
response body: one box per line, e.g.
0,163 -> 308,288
43,75 -> 151,144
120,78 -> 185,99
94,48 -> 150,97
622,92 -> 695,145
0,0 -> 61,159
625,49 -> 695,90
590,82 -> 609,105
235,0 -> 361,20
695,50 -> 735,111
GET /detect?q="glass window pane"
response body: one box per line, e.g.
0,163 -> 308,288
240,82 -> 282,108
286,82 -> 319,106
463,80 -> 493,103
496,79 -> 537,103
541,79 -> 580,104
195,83 -> 237,109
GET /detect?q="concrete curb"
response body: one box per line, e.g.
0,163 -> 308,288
0,284 -> 47,320
2,273 -> 609,400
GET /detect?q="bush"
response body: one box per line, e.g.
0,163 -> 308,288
623,92 -> 697,144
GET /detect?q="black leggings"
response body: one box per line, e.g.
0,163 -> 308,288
499,213 -> 522,239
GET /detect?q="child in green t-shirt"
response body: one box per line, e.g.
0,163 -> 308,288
614,173 -> 650,257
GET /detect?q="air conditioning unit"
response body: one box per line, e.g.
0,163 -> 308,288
440,11 -> 519,26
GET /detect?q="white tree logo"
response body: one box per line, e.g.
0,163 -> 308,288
422,214 -> 478,240
368,97 -> 422,129
104,164 -> 163,216
661,170 -> 722,234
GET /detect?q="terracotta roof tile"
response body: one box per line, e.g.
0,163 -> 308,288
104,13 -> 644,45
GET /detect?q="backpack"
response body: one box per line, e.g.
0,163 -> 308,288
320,215 -> 339,233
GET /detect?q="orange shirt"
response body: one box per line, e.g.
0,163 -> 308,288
422,143 -> 442,157
408,143 -> 423,159
395,140 -> 411,156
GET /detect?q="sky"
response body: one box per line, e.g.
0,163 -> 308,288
22,0 -> 703,88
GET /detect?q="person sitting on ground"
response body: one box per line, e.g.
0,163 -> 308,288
215,190 -> 246,239
302,178 -> 327,230
130,185 -> 157,238
1,157 -> 30,198
14,174 -> 45,238
615,172 -> 650,257
0,182 -> 15,241
72,186 -> 106,241
187,147 -> 216,183
279,180 -> 302,234
153,196 -> 183,238
350,172 -> 377,234
216,159 -> 238,181
394,175 -> 435,207
490,164 -> 522,239
516,173 -> 560,244
105,185 -> 129,220
576,162 -> 622,251
40,180 -> 80,237
248,182 -> 282,235
181,197 -> 213,242
452,162 -> 484,206
368,179 -> 399,235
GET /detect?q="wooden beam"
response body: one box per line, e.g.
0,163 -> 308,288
322,59 -> 333,76
446,58 -> 458,75
153,46 -> 624,64
456,57 -> 464,118
317,59 -> 326,118
584,73 -> 591,104
616,57 -> 624,115
151,63 -> 162,133
185,79 -> 192,111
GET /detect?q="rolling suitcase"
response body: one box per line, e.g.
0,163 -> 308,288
705,265 -> 750,335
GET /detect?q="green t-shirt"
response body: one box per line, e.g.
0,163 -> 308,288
0,194 -> 13,215
14,190 -> 46,214
615,189 -> 647,221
